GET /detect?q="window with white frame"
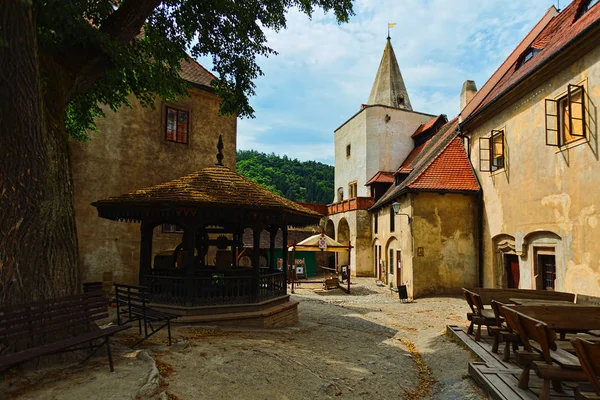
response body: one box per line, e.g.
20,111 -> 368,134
545,84 -> 586,147
479,129 -> 505,172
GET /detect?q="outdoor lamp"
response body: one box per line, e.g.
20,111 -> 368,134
391,201 -> 411,224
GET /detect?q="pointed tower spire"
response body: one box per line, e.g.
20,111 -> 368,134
367,38 -> 412,111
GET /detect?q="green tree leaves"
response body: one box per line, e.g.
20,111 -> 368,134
237,150 -> 333,203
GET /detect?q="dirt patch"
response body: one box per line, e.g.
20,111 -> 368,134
1,278 -> 486,400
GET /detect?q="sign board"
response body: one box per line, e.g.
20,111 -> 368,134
318,235 -> 327,250
398,285 -> 408,302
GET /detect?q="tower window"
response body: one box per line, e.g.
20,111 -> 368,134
397,95 -> 405,105
346,144 -> 351,158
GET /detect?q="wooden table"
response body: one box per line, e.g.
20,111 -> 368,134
509,298 -> 576,306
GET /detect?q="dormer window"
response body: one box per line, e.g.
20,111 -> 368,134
397,95 -> 405,105
519,48 -> 540,67
578,0 -> 599,18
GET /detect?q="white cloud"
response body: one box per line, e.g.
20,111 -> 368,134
203,0 -> 573,164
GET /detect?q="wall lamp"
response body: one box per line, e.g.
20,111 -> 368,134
392,201 -> 411,224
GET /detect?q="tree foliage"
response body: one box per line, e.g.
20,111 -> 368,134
0,0 -> 353,304
237,150 -> 333,204
32,0 -> 354,139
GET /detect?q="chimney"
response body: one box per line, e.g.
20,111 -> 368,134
460,80 -> 477,111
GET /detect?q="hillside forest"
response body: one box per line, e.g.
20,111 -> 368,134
236,150 -> 334,204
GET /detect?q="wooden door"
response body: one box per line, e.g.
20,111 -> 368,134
505,254 -> 519,288
396,250 -> 402,287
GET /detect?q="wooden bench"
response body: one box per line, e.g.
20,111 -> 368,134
462,288 -> 502,341
501,305 -> 600,399
0,291 -> 130,372
461,288 -> 577,342
490,300 -> 522,360
571,338 -> 600,400
114,283 -> 178,346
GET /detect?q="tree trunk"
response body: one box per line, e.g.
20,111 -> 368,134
0,0 -> 79,305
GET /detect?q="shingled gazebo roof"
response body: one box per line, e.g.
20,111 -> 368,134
92,165 -> 322,226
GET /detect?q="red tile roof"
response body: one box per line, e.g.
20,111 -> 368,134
460,7 -> 558,120
411,115 -> 444,138
366,171 -> 395,185
408,138 -> 480,192
180,57 -> 216,88
466,0 -> 600,122
372,118 -> 480,209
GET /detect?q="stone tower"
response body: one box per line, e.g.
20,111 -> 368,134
367,37 -> 413,111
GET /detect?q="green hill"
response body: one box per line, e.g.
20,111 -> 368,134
236,150 -> 333,204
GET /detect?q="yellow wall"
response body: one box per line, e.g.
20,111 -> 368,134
412,192 -> 479,297
464,42 -> 600,296
71,87 -> 237,285
370,192 -> 478,298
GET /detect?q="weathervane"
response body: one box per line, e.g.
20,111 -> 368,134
387,22 -> 396,39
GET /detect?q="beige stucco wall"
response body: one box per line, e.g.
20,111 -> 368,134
372,193 -> 478,299
465,41 -> 600,296
371,196 -> 414,295
71,87 -> 237,285
411,192 -> 479,298
326,210 -> 372,277
333,106 -> 433,201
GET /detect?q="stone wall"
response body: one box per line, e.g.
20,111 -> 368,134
71,86 -> 237,287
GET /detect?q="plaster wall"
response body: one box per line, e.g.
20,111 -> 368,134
466,42 -> 600,296
411,192 -> 479,297
371,196 -> 414,296
71,87 -> 237,286
333,106 -> 433,200
365,107 -> 433,178
326,210 -> 373,276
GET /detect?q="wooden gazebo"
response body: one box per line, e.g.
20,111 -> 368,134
92,142 -> 321,312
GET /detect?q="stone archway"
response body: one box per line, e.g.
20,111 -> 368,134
337,218 -> 350,266
325,219 -> 335,239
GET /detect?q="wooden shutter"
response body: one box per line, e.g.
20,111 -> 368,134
567,84 -> 585,138
491,130 -> 504,170
545,98 -> 559,146
479,137 -> 491,172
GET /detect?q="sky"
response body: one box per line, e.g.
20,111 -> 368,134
200,0 -> 570,166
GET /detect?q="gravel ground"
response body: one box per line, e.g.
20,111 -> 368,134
0,278 -> 486,400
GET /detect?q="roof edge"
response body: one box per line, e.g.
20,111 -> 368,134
461,13 -> 600,129
334,104 -> 436,133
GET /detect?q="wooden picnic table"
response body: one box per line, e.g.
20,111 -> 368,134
509,298 -> 576,306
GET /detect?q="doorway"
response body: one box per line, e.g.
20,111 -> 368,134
536,252 -> 556,290
396,250 -> 402,287
504,254 -> 519,288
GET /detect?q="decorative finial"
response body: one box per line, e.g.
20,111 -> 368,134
216,134 -> 224,166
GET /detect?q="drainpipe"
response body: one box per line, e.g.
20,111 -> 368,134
477,191 -> 484,287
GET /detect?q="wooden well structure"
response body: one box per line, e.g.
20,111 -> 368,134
92,143 -> 321,314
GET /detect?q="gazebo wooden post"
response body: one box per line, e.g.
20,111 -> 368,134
139,220 -> 154,286
282,226 -> 288,286
183,223 -> 198,306
347,240 -> 352,294
268,225 -> 277,271
251,225 -> 262,302
231,230 -> 238,268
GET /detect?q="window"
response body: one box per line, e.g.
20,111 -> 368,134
346,144 -> 351,158
545,84 -> 586,146
348,181 -> 358,199
374,213 -> 378,234
479,129 -> 505,172
162,224 -> 183,233
578,0 -> 599,18
165,106 -> 189,143
390,206 -> 395,232
519,48 -> 540,67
